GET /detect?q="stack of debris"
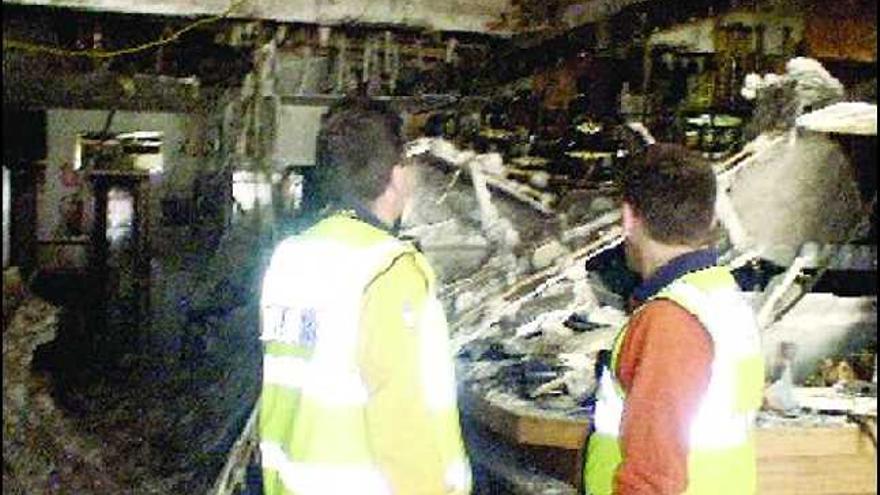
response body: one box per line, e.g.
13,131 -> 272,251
401,138 -> 623,333
391,136 -> 636,417
448,55 -> 876,431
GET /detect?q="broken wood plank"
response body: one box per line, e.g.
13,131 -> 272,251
483,173 -> 556,215
461,387 -> 588,450
561,211 -> 621,243
211,404 -> 259,495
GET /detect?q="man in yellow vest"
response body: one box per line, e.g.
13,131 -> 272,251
583,143 -> 764,494
258,97 -> 471,495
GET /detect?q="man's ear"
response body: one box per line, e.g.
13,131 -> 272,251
388,163 -> 406,194
622,202 -> 639,237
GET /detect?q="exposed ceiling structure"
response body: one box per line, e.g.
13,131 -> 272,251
3,0 -> 668,34
4,0 -> 515,34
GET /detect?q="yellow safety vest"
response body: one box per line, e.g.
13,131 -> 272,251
584,266 -> 765,495
258,212 -> 471,495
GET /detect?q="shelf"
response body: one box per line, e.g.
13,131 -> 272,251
85,169 -> 151,177
279,93 -> 489,108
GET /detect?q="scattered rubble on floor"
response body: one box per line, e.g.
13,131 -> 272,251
3,211 -> 268,494
755,410 -> 854,428
3,268 -> 123,494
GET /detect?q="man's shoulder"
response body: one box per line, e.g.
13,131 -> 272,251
307,213 -> 389,242
635,298 -> 701,324
630,298 -> 711,343
369,249 -> 433,290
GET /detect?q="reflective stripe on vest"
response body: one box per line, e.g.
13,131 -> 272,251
419,296 -> 459,412
259,223 -> 470,495
261,237 -> 458,412
262,355 -> 369,406
259,236 -> 410,495
260,441 -> 391,495
586,266 -> 763,495
261,441 -> 471,495
444,458 -> 472,493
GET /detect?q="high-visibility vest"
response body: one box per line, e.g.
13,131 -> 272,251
584,266 -> 765,495
258,213 -> 470,495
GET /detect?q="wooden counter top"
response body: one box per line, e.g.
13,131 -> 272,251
462,388 -> 877,494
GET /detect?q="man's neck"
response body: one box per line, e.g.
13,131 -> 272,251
368,195 -> 400,229
639,241 -> 699,279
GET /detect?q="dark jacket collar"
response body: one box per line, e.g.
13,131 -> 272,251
332,196 -> 401,236
630,248 -> 719,306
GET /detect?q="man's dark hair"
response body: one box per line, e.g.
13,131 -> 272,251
621,143 -> 716,246
314,96 -> 404,204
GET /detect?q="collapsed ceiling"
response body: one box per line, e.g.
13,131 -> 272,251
4,0 -> 515,34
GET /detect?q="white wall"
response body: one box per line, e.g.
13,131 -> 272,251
272,105 -> 328,168
43,109 -> 196,244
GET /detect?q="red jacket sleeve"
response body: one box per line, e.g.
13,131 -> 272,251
613,299 -> 714,495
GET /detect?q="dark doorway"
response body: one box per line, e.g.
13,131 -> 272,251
88,172 -> 151,360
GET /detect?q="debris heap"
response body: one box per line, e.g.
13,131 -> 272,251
3,268 -> 122,494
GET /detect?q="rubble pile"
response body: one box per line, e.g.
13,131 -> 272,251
454,243 -> 628,413
391,138 -> 631,417
3,210 -> 268,494
3,269 -> 122,494
449,59 -> 874,432
403,138 -> 622,333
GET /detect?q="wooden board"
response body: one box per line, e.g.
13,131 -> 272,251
757,453 -> 877,495
462,388 -> 877,494
756,424 -> 875,459
463,389 -> 588,450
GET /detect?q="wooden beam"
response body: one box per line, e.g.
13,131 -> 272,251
4,55 -> 207,112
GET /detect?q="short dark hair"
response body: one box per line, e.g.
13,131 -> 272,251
315,97 -> 404,203
621,143 -> 716,246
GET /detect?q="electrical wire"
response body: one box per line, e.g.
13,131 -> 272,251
3,0 -> 249,59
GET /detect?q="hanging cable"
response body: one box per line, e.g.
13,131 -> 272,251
3,0 -> 249,59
